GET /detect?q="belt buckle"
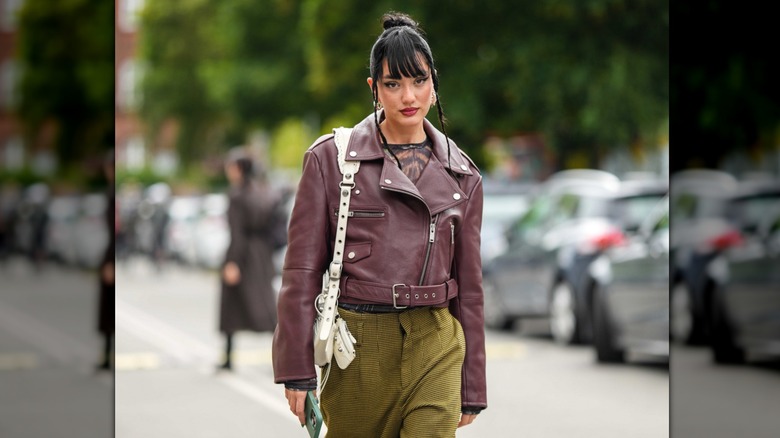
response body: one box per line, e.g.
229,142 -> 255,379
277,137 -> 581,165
392,284 -> 408,309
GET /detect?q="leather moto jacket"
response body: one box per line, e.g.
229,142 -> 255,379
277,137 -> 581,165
272,111 -> 487,411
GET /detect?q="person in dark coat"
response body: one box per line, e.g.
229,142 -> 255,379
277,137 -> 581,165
217,147 -> 280,371
96,150 -> 115,371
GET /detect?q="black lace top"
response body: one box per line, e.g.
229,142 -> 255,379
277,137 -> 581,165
383,136 -> 433,184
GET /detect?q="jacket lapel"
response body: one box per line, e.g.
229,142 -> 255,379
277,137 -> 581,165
345,111 -> 473,215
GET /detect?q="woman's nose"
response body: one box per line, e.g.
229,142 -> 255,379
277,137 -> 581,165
401,85 -> 415,104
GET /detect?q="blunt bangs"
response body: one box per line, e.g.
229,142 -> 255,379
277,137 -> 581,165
372,29 -> 432,80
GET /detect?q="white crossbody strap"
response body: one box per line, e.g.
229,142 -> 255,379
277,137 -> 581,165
316,127 -> 358,341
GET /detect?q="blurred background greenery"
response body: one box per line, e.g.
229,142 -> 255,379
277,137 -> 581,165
2,0 -> 675,195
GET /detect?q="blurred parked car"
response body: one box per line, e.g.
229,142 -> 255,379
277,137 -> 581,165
194,193 -> 230,269
131,182 -> 172,263
163,195 -> 202,266
0,185 -> 21,260
116,186 -> 143,261
10,183 -> 50,264
481,169 -> 621,331
701,181 -> 780,364
73,193 -> 109,269
590,196 -> 670,363
44,194 -> 81,265
669,169 -> 739,345
552,177 -> 669,345
480,179 -> 535,261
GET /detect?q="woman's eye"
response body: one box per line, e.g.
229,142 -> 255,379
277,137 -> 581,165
384,82 -> 398,88
415,77 -> 429,85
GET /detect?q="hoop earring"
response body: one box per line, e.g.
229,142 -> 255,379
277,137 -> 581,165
375,101 -> 383,110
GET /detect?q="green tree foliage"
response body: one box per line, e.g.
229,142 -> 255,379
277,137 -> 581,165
15,0 -> 114,176
139,0 -> 304,169
140,0 -> 668,172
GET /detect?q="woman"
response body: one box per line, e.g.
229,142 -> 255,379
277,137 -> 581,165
217,148 -> 279,371
272,11 -> 487,436
96,150 -> 115,371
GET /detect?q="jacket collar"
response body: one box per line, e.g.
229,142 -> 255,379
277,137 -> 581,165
342,111 -> 473,215
344,110 -> 474,177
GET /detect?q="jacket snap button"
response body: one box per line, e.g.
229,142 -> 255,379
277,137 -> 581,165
460,164 -> 468,171
424,294 -> 428,298
355,189 -> 361,195
384,179 -> 392,184
349,151 -> 357,157
453,193 -> 461,200
347,252 -> 355,259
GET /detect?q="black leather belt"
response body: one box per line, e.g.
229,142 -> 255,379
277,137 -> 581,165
340,277 -> 458,309
338,302 -> 410,313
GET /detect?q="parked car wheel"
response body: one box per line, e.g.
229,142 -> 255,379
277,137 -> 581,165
593,286 -> 625,363
549,282 -> 581,345
710,288 -> 745,365
483,277 -> 514,331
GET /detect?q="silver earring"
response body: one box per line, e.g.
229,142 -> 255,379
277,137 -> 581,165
375,101 -> 383,110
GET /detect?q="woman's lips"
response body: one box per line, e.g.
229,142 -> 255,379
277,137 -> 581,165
400,108 -> 418,116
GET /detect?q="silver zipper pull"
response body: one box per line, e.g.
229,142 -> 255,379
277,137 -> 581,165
429,219 -> 436,243
451,222 -> 455,244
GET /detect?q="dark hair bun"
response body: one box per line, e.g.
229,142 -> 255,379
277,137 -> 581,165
381,12 -> 421,32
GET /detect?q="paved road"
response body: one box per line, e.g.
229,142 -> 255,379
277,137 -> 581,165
0,257 -> 112,438
671,344 -> 780,438
4,255 -> 778,437
114,257 -> 669,438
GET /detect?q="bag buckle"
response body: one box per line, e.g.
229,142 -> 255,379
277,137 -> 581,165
392,284 -> 408,309
328,262 -> 342,281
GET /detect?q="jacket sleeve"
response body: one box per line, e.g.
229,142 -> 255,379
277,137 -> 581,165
272,149 -> 332,383
449,177 -> 488,410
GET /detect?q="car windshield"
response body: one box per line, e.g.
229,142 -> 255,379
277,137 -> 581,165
509,192 -> 611,242
728,193 -> 780,233
610,194 -> 667,232
482,194 -> 529,226
671,192 -> 729,221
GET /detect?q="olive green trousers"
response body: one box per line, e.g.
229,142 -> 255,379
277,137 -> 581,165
320,306 -> 465,438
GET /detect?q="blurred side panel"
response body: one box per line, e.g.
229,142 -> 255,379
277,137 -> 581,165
0,0 -> 113,437
671,1 -> 780,437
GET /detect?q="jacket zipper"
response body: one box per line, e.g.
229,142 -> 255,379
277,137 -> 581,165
333,209 -> 385,218
418,214 -> 439,285
450,221 -> 455,244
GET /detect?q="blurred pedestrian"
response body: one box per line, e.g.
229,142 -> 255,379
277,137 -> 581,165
272,11 -> 487,436
217,147 -> 280,371
96,150 -> 115,371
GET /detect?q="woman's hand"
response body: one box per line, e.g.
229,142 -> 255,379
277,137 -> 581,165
223,262 -> 241,285
285,388 -> 311,425
102,262 -> 114,285
458,413 -> 477,428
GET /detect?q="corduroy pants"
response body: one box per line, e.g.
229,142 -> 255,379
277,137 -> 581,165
320,306 -> 465,438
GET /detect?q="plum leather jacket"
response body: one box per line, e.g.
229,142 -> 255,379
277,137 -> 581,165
272,111 -> 487,411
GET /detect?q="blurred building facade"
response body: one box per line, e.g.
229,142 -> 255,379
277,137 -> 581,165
115,0 -> 146,172
0,0 -> 24,172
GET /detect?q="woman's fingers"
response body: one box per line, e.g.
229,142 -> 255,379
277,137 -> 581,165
285,388 -> 308,425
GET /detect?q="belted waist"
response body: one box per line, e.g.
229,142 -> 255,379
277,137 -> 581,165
340,277 -> 458,308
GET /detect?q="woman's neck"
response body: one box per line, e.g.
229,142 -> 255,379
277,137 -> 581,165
379,120 -> 426,145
